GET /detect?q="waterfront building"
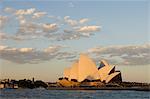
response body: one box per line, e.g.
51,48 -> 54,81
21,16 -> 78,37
62,54 -> 122,84
0,83 -> 4,89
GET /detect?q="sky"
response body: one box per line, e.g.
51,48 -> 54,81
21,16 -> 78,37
0,0 -> 150,83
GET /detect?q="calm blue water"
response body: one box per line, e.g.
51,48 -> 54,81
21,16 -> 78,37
0,89 -> 149,99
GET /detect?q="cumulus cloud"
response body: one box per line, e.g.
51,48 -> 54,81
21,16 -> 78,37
16,22 -> 41,37
0,32 -> 23,41
47,25 -> 100,41
20,19 -> 26,25
55,32 -> 81,41
79,18 -> 89,24
56,52 -> 77,61
87,44 -> 150,65
2,7 -> 101,41
15,22 -> 59,39
77,26 -> 101,33
64,16 -> 90,26
42,23 -> 58,32
0,33 -> 9,40
0,45 -> 8,50
3,7 -> 16,13
64,16 -> 78,26
15,8 -> 36,15
19,48 -> 34,53
55,30 -> 95,41
0,16 -> 8,28
0,45 -> 72,64
16,15 -> 27,25
44,45 -> 63,53
32,12 -> 47,19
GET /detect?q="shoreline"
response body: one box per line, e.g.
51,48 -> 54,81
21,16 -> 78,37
1,87 -> 149,91
47,87 -> 150,91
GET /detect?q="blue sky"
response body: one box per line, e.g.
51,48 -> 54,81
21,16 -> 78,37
0,0 -> 149,82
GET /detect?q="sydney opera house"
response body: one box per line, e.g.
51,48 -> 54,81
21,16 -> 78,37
58,54 -> 122,87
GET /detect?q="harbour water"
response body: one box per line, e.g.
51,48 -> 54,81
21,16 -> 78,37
0,89 -> 149,99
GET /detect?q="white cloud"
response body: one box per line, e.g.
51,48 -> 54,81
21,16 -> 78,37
44,45 -> 63,53
0,45 -> 77,64
87,44 -> 150,65
0,45 -> 65,64
77,26 -> 101,33
42,23 -> 58,32
55,33 -> 81,41
64,16 -> 77,26
16,22 -> 41,37
64,16 -> 89,26
2,7 -> 101,41
16,22 -> 59,39
79,18 -> 89,24
15,8 -> 36,15
3,7 -> 16,13
32,12 -> 47,18
0,16 -> 8,28
0,33 -> 9,40
64,16 -> 70,20
53,25 -> 101,41
0,45 -> 8,50
17,15 -> 26,25
56,52 -> 77,61
0,32 -> 23,41
20,19 -> 26,24
19,48 -> 34,53
67,19 -> 77,26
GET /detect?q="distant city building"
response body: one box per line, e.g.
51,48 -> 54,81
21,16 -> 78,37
63,54 -> 122,83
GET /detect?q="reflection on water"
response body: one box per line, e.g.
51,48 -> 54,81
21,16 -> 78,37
0,89 -> 150,99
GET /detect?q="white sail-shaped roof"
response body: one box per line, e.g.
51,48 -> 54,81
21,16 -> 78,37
105,72 -> 120,83
63,54 -> 122,83
63,67 -> 70,78
98,65 -> 115,81
78,54 -> 99,82
69,62 -> 78,80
